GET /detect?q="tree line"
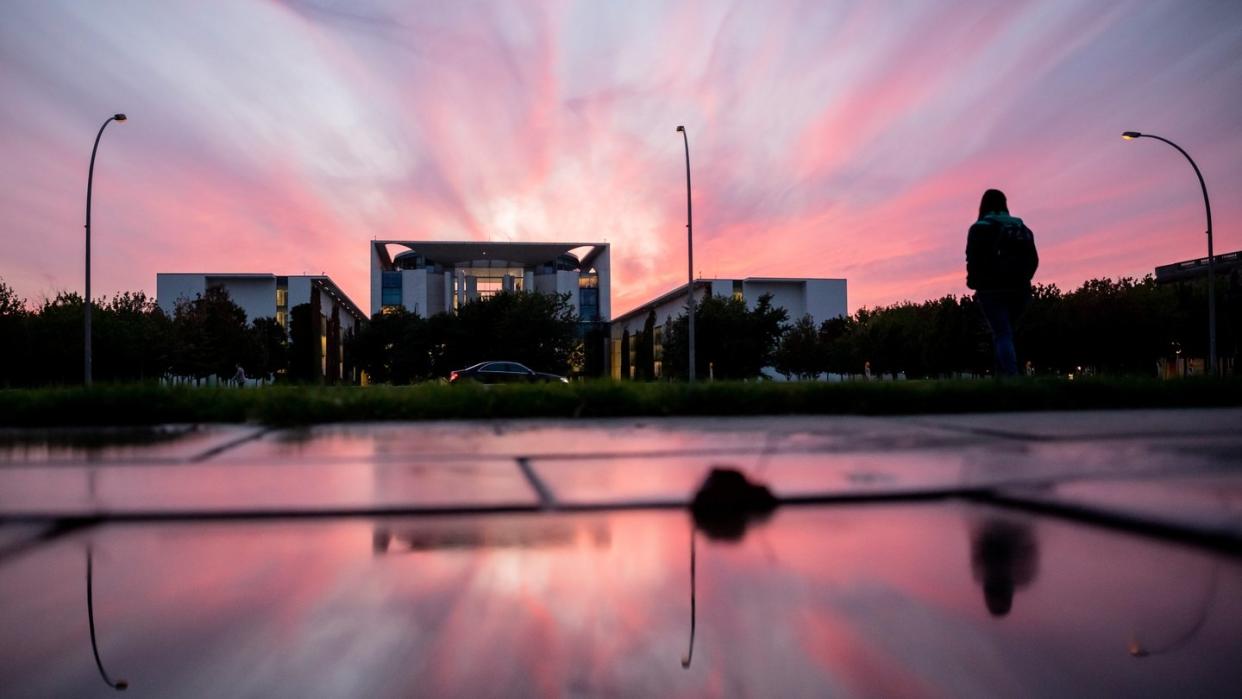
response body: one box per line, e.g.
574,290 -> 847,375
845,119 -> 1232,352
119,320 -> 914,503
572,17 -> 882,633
1,273 -> 1234,386
766,276 -> 1237,379
614,276 -> 1236,380
346,291 -> 582,383
0,278 -> 584,386
0,281 -> 320,386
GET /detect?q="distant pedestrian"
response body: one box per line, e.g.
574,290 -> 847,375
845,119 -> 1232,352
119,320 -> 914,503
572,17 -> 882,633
966,189 -> 1039,377
232,364 -> 247,387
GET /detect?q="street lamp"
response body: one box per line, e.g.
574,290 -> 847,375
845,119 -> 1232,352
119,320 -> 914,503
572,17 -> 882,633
676,125 -> 696,382
1122,131 -> 1216,376
84,113 -> 127,387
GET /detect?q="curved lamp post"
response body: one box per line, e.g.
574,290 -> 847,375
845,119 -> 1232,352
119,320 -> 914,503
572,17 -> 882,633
85,113 -> 127,387
1122,131 -> 1215,376
676,125 -> 696,382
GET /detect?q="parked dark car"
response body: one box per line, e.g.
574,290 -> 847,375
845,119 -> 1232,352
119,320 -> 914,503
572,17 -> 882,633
449,361 -> 568,384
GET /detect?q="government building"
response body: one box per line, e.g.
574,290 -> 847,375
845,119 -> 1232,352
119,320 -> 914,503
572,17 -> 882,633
610,277 -> 848,379
370,241 -> 611,322
156,272 -> 366,383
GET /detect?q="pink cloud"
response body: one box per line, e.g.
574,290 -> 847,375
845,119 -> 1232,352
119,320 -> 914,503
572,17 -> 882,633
1,1 -> 1239,317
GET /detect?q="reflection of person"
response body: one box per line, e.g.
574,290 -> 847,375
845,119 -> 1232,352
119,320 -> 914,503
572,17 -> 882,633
970,518 -> 1039,617
966,189 -> 1039,377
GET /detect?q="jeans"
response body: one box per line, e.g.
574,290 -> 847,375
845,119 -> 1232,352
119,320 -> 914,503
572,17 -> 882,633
976,289 -> 1030,377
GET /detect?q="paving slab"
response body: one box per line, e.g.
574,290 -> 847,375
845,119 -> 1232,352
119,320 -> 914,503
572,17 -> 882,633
0,459 -> 537,518
533,433 -> 1242,507
0,425 -> 264,465
907,407 -> 1242,441
993,473 -> 1242,541
209,417 -> 985,464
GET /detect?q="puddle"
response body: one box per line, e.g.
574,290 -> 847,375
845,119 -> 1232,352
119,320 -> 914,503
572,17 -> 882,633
2,503 -> 1239,697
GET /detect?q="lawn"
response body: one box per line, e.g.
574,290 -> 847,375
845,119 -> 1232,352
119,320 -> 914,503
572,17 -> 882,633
1,377 -> 1239,427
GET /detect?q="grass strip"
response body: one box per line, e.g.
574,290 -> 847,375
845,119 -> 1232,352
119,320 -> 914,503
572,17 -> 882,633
1,377 -> 1239,427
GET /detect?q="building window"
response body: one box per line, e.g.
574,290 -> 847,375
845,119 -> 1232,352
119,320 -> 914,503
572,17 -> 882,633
579,288 -> 599,321
381,271 -> 402,309
733,280 -> 744,301
454,263 -> 525,301
275,279 -> 289,328
578,268 -> 599,321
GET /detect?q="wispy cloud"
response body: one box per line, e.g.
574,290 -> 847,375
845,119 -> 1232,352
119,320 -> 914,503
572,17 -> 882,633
1,0 -> 1239,313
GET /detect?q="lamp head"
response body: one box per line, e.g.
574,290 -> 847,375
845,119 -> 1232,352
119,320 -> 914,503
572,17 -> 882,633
676,125 -> 685,132
1122,131 -> 1141,141
114,114 -> 127,122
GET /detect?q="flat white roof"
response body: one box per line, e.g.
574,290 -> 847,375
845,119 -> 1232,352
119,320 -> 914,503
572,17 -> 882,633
374,241 -> 608,269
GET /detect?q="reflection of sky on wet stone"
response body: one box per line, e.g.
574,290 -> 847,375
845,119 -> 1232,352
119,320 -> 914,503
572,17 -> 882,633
2,1 -> 1240,312
3,506 -> 1240,696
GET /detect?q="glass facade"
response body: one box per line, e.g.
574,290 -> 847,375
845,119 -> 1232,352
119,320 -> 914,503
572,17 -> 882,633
579,269 -> 599,321
457,263 -> 525,300
381,272 -> 402,309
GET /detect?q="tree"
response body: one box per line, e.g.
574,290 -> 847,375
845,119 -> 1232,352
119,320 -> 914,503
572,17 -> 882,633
451,291 -> 578,373
94,291 -> 173,382
351,308 -> 431,384
171,287 -> 253,382
620,329 -> 631,380
0,279 -> 29,387
662,293 -> 788,379
349,290 -> 580,384
775,314 -> 821,379
287,302 -> 320,383
634,309 -> 656,380
28,292 -> 86,385
249,317 -> 289,381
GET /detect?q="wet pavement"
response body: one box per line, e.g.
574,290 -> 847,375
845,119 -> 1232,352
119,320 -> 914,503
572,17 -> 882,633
1,410 -> 1240,697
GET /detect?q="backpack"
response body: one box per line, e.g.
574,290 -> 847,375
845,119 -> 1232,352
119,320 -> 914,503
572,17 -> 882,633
988,216 -> 1038,286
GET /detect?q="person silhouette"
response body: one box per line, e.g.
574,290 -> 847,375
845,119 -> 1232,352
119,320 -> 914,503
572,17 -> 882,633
966,189 -> 1039,377
969,518 -> 1039,617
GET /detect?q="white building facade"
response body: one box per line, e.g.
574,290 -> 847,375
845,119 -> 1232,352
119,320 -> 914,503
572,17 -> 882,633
610,277 -> 847,379
370,241 -> 611,322
156,273 -> 366,382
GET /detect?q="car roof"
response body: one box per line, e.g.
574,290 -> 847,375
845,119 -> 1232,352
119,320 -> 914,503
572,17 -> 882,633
468,361 -> 530,370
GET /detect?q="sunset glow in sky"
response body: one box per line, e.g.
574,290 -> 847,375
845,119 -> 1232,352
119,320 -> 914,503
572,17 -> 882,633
2,0 -> 1240,315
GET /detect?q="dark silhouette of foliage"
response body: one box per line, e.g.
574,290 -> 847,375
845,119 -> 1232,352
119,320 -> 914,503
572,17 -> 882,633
248,317 -> 289,381
620,329 -> 631,380
663,293 -> 788,379
774,314 -> 821,379
171,287 -> 253,382
287,302 -> 320,383
634,309 -> 656,380
350,291 -> 579,383
348,308 -> 431,384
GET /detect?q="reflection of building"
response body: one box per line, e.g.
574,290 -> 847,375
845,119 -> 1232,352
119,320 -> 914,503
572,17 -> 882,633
369,241 -> 611,321
610,277 -> 847,379
372,516 -> 611,553
155,273 -> 366,382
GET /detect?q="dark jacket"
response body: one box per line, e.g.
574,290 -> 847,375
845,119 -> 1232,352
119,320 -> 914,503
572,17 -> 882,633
966,213 -> 1038,291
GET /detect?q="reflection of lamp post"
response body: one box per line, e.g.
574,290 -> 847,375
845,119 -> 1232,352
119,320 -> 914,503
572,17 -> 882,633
84,113 -> 128,387
1128,557 -> 1221,658
87,548 -> 129,691
1122,131 -> 1216,376
681,526 -> 697,669
675,125 -> 696,382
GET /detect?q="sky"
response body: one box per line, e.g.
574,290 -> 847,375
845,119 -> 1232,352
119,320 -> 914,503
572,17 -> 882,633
1,0 -> 1240,316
